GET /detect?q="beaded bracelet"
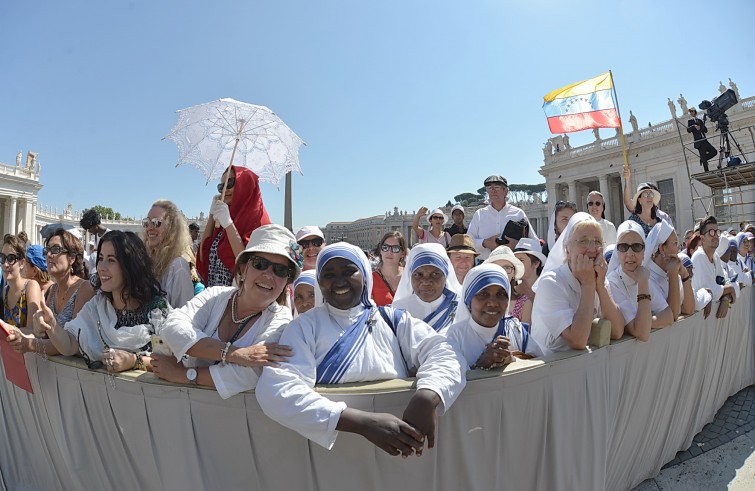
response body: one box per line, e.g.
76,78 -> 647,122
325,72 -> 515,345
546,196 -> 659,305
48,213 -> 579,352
637,293 -> 652,302
220,342 -> 231,366
134,353 -> 145,371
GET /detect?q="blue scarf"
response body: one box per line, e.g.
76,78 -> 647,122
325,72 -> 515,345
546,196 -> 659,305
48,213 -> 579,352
493,316 -> 530,353
423,287 -> 458,332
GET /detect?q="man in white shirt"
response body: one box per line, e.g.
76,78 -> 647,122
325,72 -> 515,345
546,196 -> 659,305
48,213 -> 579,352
467,175 -> 539,260
691,216 -> 736,319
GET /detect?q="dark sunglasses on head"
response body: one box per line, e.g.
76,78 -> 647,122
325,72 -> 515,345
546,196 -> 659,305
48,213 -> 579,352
0,253 -> 21,265
217,176 -> 236,194
587,201 -> 603,207
249,255 -> 292,279
616,242 -> 645,253
77,331 -> 103,370
298,238 -> 324,249
43,245 -> 69,256
142,218 -> 163,229
381,244 -> 402,253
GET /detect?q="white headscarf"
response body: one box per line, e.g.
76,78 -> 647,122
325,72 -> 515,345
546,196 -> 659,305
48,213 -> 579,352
540,212 -> 598,279
608,220 -> 647,273
293,270 -> 320,314
547,201 -> 577,250
643,220 -> 674,266
394,243 -> 461,302
459,264 -> 512,320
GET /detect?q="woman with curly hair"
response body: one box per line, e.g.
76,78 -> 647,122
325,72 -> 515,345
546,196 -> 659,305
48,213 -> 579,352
143,199 -> 196,308
30,231 -> 169,373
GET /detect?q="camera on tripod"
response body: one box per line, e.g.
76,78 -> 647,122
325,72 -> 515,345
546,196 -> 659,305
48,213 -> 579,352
699,89 -> 738,131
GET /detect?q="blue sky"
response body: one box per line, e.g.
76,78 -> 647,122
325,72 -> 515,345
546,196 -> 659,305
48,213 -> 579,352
1,0 -> 753,230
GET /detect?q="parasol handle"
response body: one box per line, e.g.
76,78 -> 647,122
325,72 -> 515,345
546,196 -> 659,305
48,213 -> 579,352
215,138 -> 241,228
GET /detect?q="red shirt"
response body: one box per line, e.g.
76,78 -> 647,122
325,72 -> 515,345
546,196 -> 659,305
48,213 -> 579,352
371,270 -> 394,306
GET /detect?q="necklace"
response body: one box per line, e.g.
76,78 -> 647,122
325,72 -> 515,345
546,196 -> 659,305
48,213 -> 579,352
231,290 -> 262,324
56,277 -> 75,303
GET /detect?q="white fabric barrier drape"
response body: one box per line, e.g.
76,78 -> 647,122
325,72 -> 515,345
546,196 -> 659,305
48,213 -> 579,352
0,289 -> 752,491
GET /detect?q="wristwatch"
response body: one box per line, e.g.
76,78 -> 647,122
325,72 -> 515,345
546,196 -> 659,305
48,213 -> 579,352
186,368 -> 198,385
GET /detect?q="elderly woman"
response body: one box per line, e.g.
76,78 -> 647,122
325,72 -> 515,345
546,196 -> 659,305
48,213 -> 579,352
586,191 -> 617,247
645,222 -> 695,319
2,234 -> 42,329
23,245 -> 54,294
150,224 -> 298,399
392,243 -> 463,334
32,231 -> 168,372
628,183 -> 662,236
198,166 -> 271,287
607,221 -> 673,342
256,243 -> 465,457
293,270 -> 318,316
545,200 -> 577,256
446,264 -> 542,369
143,199 -> 196,308
412,207 -> 452,247
484,246 -> 531,324
531,213 -> 624,356
371,231 -> 408,306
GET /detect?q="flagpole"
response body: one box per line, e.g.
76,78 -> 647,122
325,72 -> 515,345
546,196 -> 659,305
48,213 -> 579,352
609,70 -> 630,171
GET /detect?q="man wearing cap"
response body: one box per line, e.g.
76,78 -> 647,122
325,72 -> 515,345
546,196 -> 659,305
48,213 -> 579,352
446,234 -> 479,284
467,175 -> 539,260
295,226 -> 326,271
444,205 -> 467,237
687,107 -> 717,172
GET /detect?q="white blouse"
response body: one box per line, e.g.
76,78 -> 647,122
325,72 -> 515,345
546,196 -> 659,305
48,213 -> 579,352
446,316 -> 542,368
607,268 -> 669,324
161,256 -> 194,309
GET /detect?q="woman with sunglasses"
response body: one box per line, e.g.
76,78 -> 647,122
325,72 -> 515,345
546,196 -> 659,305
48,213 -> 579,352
412,207 -> 452,247
33,231 -> 169,373
371,231 -> 408,307
1,234 -> 42,330
607,221 -> 673,342
628,183 -> 662,237
151,224 -> 297,398
532,213 -> 624,356
143,199 -> 196,308
197,166 -> 271,288
586,191 -> 617,247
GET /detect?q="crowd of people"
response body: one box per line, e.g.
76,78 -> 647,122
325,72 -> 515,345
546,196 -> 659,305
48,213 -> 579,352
1,166 -> 753,458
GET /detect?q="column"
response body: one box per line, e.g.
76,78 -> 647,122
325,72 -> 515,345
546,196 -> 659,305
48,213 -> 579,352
547,183 -> 557,209
568,181 -> 577,204
9,197 -> 17,235
599,175 -> 610,222
31,201 -> 37,244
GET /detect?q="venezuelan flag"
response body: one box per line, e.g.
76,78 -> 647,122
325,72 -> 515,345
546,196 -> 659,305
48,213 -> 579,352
542,72 -> 620,133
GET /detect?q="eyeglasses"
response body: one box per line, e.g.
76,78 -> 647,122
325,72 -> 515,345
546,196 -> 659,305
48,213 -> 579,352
639,191 -> 655,199
587,201 -> 603,207
217,176 -> 236,193
0,253 -> 20,266
430,216 -> 444,221
616,242 -> 645,253
142,218 -> 163,229
297,238 -> 324,249
77,331 -> 103,370
43,245 -> 68,256
573,238 -> 604,249
501,265 -> 515,274
381,244 -> 402,253
248,255 -> 292,279
702,228 -> 721,237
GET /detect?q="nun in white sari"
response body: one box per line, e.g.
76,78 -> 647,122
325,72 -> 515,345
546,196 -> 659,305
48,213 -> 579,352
607,221 -> 673,342
392,243 -> 464,335
733,232 -> 753,287
532,213 -> 624,356
446,264 -> 542,370
256,243 -> 465,456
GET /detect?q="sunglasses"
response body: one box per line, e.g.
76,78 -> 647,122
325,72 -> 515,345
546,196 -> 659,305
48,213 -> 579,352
381,244 -> 402,253
217,176 -> 236,194
430,216 -> 444,221
587,201 -> 603,207
78,331 -> 103,370
43,245 -> 69,256
639,190 -> 655,199
248,255 -> 292,279
703,229 -> 721,237
616,242 -> 645,253
142,218 -> 163,229
298,238 -> 324,249
0,253 -> 21,266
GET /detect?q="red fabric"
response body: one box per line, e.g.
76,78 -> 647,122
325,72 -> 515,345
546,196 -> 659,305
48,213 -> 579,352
197,166 -> 271,281
371,270 -> 394,307
546,108 -> 620,133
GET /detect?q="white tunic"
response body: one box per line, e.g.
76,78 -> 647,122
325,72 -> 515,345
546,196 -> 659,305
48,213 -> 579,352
467,203 -> 539,259
607,268 -> 669,324
733,255 -> 752,287
160,287 -> 292,399
255,304 -> 466,449
598,219 -> 618,247
691,249 -> 728,303
446,317 -> 542,368
531,263 -> 608,356
161,257 -> 194,309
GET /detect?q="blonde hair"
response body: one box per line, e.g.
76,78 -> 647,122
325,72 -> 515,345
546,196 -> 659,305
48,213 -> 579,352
143,200 -> 195,278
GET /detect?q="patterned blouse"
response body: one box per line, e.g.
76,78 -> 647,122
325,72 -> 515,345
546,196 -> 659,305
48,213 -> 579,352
3,281 -> 30,327
207,231 -> 233,287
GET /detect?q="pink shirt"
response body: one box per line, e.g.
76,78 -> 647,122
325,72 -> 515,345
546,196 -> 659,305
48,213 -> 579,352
419,228 -> 451,248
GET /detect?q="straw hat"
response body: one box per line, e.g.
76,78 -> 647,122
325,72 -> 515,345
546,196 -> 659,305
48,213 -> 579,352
236,224 -> 302,280
446,234 -> 478,256
483,246 -> 524,280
